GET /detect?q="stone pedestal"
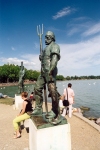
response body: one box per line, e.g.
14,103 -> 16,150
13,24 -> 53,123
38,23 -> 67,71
15,94 -> 23,109
29,117 -> 71,150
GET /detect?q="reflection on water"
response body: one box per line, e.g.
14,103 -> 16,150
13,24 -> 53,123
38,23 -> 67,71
0,79 -> 100,117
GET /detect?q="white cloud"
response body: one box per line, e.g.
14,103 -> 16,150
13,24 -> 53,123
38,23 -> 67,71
58,35 -> 100,76
0,55 -> 41,71
0,35 -> 100,77
67,21 -> 92,36
67,28 -> 80,36
82,22 -> 100,36
67,18 -> 100,37
73,17 -> 88,21
52,7 -> 76,20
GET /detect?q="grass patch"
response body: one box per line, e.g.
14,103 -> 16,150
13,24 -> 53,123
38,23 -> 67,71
0,97 -> 14,105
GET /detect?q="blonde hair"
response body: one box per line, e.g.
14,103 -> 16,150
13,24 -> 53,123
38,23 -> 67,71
21,92 -> 28,98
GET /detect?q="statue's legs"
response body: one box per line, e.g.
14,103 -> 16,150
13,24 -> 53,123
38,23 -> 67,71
48,82 -> 60,118
46,76 -> 62,124
18,81 -> 24,94
22,81 -> 24,92
18,86 -> 21,94
32,75 -> 45,115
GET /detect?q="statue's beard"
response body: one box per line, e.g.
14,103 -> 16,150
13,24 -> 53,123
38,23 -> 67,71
45,41 -> 52,45
45,42 -> 49,45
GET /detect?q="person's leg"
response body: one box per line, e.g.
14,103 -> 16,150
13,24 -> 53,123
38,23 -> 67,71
59,100 -> 64,114
69,104 -> 72,118
61,106 -> 68,116
59,100 -> 64,108
13,113 -> 30,138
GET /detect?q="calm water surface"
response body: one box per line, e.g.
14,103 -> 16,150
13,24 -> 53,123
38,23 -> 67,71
0,79 -> 100,118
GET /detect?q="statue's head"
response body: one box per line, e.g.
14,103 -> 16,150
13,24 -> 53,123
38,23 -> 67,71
45,31 -> 55,45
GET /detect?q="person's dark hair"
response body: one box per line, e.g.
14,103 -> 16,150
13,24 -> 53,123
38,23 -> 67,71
31,92 -> 34,94
68,83 -> 72,88
21,92 -> 28,98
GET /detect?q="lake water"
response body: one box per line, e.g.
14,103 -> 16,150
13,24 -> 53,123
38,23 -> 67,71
0,79 -> 100,118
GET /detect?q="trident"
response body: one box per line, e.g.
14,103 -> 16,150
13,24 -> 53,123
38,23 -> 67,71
37,24 -> 48,115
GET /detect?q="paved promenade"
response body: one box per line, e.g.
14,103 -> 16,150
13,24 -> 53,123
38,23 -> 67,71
0,103 -> 100,150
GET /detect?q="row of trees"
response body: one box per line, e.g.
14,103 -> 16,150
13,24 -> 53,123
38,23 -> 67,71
56,75 -> 100,81
0,64 -> 100,83
0,64 -> 40,83
65,75 -> 100,80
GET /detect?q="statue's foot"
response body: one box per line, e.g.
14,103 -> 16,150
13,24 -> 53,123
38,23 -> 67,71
49,115 -> 62,125
45,110 -> 56,119
31,108 -> 43,115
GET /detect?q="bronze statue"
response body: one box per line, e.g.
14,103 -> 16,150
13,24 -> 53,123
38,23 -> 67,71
32,26 -> 61,124
18,62 -> 25,94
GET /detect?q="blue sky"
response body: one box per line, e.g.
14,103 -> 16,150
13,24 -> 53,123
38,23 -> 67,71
0,0 -> 100,77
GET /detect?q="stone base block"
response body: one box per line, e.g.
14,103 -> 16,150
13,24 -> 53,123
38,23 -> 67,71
29,119 -> 71,150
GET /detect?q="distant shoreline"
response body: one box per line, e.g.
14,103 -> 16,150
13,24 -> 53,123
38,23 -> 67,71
1,78 -> 100,87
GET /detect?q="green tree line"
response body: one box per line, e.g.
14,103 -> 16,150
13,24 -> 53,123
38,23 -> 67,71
0,64 -> 40,83
0,64 -> 100,83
